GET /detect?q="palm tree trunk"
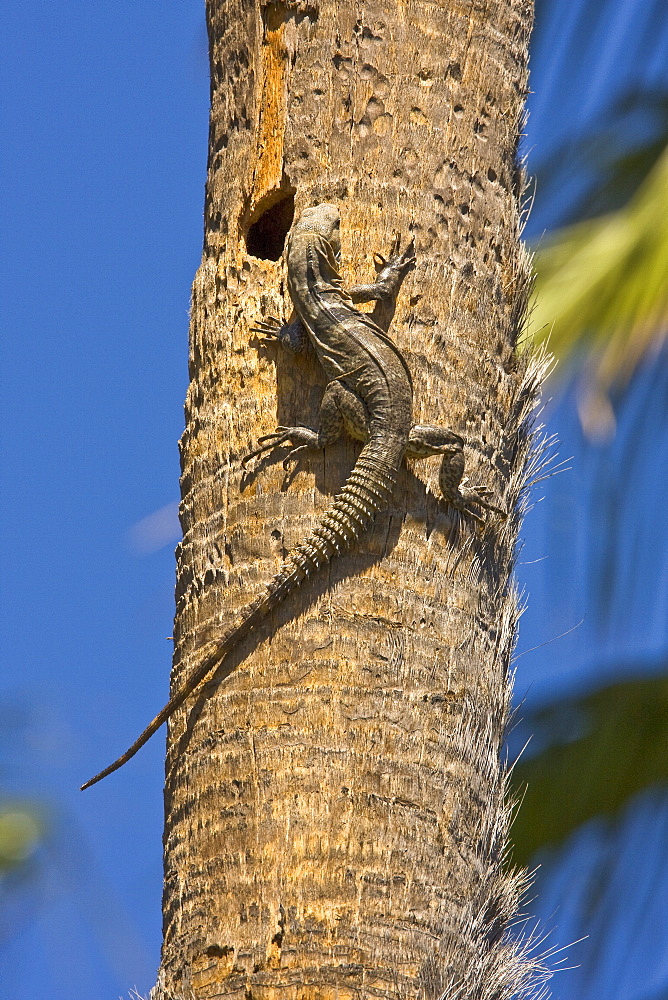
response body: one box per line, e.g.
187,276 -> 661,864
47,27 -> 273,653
154,1 -> 541,998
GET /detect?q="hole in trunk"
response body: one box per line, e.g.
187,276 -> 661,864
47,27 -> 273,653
246,192 -> 295,261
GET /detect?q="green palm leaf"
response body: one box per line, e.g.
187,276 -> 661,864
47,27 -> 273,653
0,802 -> 44,872
529,146 -> 668,434
510,673 -> 668,866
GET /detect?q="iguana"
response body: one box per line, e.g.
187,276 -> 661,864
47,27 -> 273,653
81,203 -> 503,790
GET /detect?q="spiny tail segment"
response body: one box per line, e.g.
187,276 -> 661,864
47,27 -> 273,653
81,449 -> 397,790
272,452 -> 397,584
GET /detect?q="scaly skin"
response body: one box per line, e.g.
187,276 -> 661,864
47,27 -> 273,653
81,204 -> 503,790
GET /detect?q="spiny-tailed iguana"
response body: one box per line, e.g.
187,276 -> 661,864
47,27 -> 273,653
81,203 -> 503,790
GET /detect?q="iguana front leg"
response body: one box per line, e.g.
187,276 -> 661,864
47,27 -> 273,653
348,234 -> 416,332
251,314 -> 308,354
242,380 -> 368,469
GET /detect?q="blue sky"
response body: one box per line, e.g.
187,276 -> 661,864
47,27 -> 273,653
1,2 -> 667,998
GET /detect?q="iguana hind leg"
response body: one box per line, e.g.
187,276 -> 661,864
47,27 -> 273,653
407,424 -> 506,521
242,381 -> 369,469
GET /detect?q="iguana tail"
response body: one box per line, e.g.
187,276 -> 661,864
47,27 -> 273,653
81,447 -> 397,789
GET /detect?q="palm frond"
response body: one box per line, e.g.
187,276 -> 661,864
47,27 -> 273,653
528,147 -> 668,435
509,672 -> 668,866
0,801 -> 44,873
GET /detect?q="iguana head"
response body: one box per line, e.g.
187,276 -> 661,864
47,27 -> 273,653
293,203 -> 341,257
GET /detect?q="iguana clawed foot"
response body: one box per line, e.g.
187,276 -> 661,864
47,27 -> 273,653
241,425 -> 320,469
442,479 -> 507,524
433,441 -> 506,523
369,235 -> 416,304
251,314 -> 308,354
372,233 -> 416,285
250,316 -> 284,344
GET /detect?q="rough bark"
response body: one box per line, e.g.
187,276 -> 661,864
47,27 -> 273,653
154,1 -> 543,998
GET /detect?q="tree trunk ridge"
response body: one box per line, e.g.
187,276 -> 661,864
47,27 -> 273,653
154,0 -> 545,998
